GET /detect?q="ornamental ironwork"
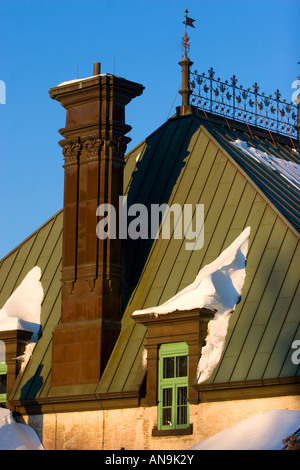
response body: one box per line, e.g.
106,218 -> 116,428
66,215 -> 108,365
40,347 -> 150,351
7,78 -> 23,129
190,67 -> 298,139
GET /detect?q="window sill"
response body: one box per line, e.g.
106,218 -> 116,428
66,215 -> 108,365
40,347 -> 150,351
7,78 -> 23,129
152,424 -> 193,437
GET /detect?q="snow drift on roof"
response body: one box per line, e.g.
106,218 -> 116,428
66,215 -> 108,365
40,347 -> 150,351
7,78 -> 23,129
231,139 -> 300,190
133,227 -> 251,383
0,407 -> 44,450
188,409 -> 300,450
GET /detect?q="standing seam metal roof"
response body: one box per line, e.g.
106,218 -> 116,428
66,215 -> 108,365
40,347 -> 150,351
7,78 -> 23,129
1,113 -> 299,401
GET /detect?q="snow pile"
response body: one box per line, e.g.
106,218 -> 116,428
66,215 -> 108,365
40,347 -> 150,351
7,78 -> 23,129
0,407 -> 44,450
0,267 -> 44,370
57,73 -> 107,87
133,227 -> 250,383
231,139 -> 300,190
188,410 -> 300,450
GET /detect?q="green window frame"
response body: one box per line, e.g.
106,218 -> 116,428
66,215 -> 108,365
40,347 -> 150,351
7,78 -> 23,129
158,342 -> 189,431
0,362 -> 7,405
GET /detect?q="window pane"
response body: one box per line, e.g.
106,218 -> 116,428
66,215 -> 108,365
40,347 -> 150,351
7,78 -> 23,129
177,386 -> 188,425
163,357 -> 174,378
177,386 -> 187,405
162,388 -> 172,407
0,375 -> 6,395
163,408 -> 172,426
177,405 -> 187,425
176,356 -> 187,377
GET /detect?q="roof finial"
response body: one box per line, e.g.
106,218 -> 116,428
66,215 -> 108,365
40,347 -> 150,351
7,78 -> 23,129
182,9 -> 195,58
178,10 -> 196,116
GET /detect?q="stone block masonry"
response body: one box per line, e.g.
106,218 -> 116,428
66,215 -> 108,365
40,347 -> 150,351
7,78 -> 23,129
24,394 -> 300,450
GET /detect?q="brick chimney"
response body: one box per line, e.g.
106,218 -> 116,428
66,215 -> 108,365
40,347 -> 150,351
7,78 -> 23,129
49,65 -> 144,386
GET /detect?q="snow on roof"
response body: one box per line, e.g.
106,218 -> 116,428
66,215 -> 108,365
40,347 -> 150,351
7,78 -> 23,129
132,227 -> 251,383
0,266 -> 44,369
0,343 -> 4,362
57,73 -> 109,87
0,407 -> 44,450
231,139 -> 300,190
188,409 -> 300,450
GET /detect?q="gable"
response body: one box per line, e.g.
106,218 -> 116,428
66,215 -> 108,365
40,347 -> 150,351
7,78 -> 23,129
97,116 -> 300,395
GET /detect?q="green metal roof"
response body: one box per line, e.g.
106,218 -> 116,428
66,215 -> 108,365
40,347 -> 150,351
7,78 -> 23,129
201,116 -> 300,233
0,210 -> 63,400
1,113 -> 299,403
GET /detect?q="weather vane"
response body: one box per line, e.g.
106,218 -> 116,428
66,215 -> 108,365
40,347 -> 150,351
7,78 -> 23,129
182,9 -> 195,58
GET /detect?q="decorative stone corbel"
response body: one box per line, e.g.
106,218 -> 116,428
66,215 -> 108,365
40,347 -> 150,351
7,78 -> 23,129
62,141 -> 82,167
83,138 -> 104,162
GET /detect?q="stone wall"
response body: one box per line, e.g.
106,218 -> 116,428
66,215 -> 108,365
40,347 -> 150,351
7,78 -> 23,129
24,394 -> 300,450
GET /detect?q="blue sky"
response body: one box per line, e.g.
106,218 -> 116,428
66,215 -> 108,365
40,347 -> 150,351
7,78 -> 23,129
0,0 -> 299,259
